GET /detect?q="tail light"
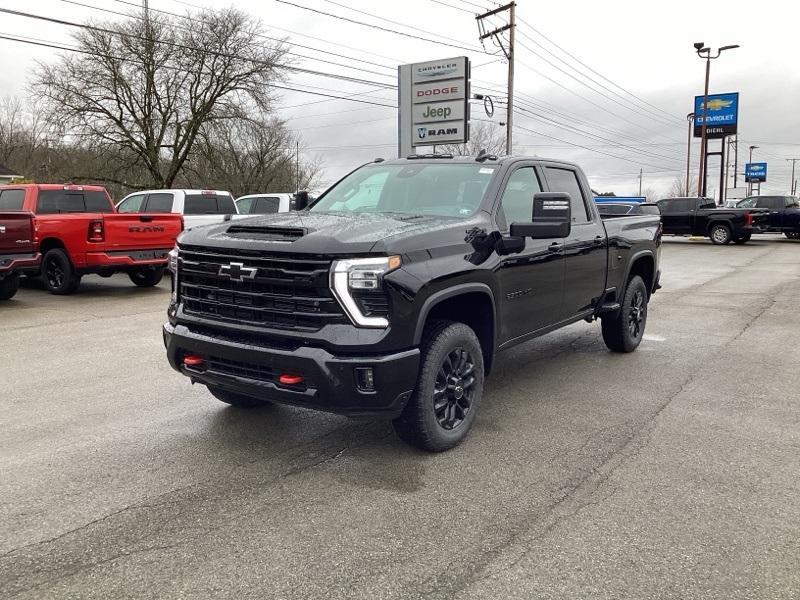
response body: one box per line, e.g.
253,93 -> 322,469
87,219 -> 104,242
744,213 -> 752,227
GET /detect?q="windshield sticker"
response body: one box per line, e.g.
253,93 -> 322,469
479,167 -> 495,174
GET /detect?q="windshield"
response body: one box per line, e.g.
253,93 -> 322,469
310,163 -> 496,218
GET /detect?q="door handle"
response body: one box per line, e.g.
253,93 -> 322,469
0,226 -> 5,234
548,242 -> 564,253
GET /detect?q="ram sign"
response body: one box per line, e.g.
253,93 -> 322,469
745,162 -> 767,183
398,56 -> 470,154
694,92 -> 739,138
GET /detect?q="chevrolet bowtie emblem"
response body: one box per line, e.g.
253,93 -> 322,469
219,262 -> 257,282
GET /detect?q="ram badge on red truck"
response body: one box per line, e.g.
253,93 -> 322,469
0,184 -> 183,294
0,209 -> 40,300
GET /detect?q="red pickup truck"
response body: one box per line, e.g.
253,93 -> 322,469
0,184 -> 183,294
0,210 -> 40,300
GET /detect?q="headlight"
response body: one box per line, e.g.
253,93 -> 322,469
168,246 -> 179,303
167,246 -> 178,273
331,256 -> 401,328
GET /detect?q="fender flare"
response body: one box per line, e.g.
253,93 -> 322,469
621,250 -> 656,293
413,282 -> 497,346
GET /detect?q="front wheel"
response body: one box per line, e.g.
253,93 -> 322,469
128,267 -> 165,287
393,321 -> 485,452
601,275 -> 648,353
42,248 -> 81,295
0,275 -> 20,300
709,223 -> 732,245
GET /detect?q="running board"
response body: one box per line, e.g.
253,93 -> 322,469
596,302 -> 621,315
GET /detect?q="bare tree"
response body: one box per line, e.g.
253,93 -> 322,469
666,174 -> 697,198
638,187 -> 661,202
186,116 -> 319,197
31,7 -> 288,188
436,121 -> 506,156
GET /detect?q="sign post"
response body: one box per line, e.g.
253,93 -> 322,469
398,56 -> 470,157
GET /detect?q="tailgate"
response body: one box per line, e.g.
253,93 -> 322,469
101,213 -> 182,250
0,212 -> 36,254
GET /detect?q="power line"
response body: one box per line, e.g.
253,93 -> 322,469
3,7 -> 396,90
0,32 -> 397,107
95,0 -> 397,80
270,0 -> 485,53
517,16 -> 681,124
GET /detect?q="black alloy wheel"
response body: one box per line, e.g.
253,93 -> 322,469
627,287 -> 645,341
433,347 -> 477,431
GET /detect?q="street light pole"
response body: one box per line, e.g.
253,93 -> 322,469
748,145 -> 758,195
686,112 -> 694,196
693,42 -> 739,198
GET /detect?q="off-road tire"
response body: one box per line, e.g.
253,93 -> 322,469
393,320 -> 484,452
601,275 -> 648,353
128,267 -> 165,287
0,275 -> 20,300
42,248 -> 81,295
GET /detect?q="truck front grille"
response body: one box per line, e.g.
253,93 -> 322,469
178,246 -> 346,331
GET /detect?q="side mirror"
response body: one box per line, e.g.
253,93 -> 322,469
510,192 -> 572,239
291,191 -> 310,211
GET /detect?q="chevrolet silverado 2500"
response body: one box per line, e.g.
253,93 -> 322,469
163,156 -> 662,451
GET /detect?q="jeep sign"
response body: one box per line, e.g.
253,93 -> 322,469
398,56 -> 470,154
412,100 -> 465,123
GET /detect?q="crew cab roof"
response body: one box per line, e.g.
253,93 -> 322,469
372,155 -> 582,170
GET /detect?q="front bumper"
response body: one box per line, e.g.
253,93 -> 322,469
163,322 -> 420,418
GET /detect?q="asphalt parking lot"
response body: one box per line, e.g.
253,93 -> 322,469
2,234 -> 799,599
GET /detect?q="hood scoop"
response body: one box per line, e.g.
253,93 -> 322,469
225,225 -> 305,241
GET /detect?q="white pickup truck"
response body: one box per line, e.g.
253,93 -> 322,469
116,189 -> 240,229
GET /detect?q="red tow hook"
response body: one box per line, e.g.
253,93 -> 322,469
278,374 -> 304,386
182,354 -> 205,368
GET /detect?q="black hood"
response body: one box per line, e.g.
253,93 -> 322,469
177,211 -> 488,255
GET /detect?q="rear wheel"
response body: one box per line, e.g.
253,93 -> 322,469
601,275 -> 648,353
0,275 -> 20,300
42,248 -> 81,295
128,267 -> 165,287
207,386 -> 272,408
393,320 -> 484,452
709,223 -> 732,245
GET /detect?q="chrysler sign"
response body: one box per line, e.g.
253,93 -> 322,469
398,56 -> 470,154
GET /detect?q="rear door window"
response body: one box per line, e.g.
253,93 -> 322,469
184,194 -> 221,215
544,167 -> 590,223
237,197 -> 255,214
144,193 -> 174,212
255,196 -> 281,214
0,189 -> 25,210
117,194 -> 146,213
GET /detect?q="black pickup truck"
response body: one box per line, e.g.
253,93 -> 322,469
163,156 -> 662,451
735,195 -> 800,239
656,196 -> 767,244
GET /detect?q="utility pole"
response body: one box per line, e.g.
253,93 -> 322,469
476,2 -> 515,155
638,168 -> 643,196
748,145 -> 758,195
295,140 -> 300,193
733,135 -> 738,189
787,158 -> 800,196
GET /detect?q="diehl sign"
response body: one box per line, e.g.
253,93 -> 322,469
694,92 -> 739,139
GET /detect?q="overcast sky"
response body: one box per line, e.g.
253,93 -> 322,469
1,0 -> 798,196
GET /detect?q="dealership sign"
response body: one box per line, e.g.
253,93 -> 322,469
745,162 -> 767,182
398,56 -> 470,154
694,92 -> 739,138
